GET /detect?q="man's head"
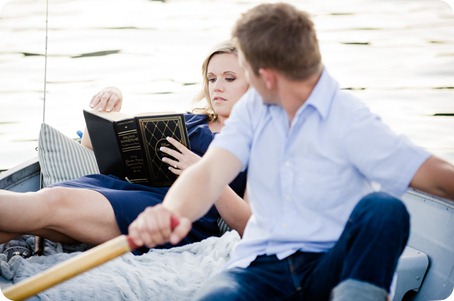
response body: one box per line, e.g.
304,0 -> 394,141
232,3 -> 322,82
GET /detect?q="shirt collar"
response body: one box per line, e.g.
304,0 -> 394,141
296,67 -> 339,121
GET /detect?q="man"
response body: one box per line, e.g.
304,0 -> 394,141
129,3 -> 454,300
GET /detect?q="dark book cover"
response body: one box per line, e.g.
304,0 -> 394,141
83,110 -> 189,186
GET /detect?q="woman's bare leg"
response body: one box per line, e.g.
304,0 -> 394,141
0,187 -> 121,245
0,229 -> 77,245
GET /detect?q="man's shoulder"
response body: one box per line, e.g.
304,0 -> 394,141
233,88 -> 266,116
332,89 -> 371,117
241,88 -> 262,104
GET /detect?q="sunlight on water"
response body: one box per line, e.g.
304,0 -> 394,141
0,0 -> 12,10
442,0 -> 454,11
1,0 -> 454,170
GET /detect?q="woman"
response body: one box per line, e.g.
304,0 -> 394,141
0,41 -> 250,255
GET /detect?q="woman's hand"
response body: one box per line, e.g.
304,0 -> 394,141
161,137 -> 201,176
82,86 -> 123,149
89,86 -> 123,112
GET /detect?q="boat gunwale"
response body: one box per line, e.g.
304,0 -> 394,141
0,157 -> 40,191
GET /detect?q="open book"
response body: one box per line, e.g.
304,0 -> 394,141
83,110 -> 190,187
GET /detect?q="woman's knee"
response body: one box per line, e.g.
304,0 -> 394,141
38,187 -> 77,209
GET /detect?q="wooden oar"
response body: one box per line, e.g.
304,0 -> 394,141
2,217 -> 179,301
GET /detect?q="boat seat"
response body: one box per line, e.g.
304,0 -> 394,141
393,246 -> 429,301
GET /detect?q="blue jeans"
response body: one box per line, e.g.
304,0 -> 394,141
194,192 -> 410,301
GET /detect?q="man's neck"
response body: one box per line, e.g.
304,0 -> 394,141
279,71 -> 322,123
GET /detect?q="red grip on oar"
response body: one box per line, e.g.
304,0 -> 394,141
170,215 -> 180,229
126,215 -> 180,250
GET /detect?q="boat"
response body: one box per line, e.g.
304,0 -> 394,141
0,158 -> 40,194
1,155 -> 454,300
2,0 -> 454,298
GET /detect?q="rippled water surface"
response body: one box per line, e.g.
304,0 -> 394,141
1,0 -> 453,170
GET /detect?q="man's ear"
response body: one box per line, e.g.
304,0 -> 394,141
258,68 -> 276,90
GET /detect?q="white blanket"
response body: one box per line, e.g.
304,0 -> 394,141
2,231 -> 240,301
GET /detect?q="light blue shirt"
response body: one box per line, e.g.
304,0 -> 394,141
211,68 -> 430,268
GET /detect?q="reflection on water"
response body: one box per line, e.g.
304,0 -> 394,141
0,0 -> 454,170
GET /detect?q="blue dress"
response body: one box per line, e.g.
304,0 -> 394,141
55,114 -> 247,253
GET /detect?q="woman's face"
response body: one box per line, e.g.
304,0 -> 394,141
206,53 -> 249,119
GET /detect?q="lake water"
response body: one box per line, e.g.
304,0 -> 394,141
1,0 -> 454,171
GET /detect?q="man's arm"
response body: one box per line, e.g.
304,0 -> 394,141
128,147 -> 243,248
410,155 -> 454,201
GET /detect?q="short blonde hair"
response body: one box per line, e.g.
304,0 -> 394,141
232,3 -> 322,80
192,41 -> 237,122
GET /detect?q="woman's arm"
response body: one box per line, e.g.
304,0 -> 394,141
213,187 -> 251,236
161,137 -> 251,236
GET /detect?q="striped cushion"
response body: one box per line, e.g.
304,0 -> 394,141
217,218 -> 232,235
38,123 -> 99,187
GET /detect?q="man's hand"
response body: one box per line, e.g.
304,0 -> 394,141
128,204 -> 192,248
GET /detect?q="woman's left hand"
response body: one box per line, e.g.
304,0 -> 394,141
161,137 -> 201,175
89,86 -> 123,112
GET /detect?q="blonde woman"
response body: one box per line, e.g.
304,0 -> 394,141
0,41 -> 251,256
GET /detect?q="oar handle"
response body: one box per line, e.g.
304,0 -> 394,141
2,215 -> 180,301
2,235 -> 132,301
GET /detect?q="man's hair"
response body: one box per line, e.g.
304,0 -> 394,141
232,3 -> 322,81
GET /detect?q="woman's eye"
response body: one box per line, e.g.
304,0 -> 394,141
208,78 -> 216,83
226,77 -> 236,82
